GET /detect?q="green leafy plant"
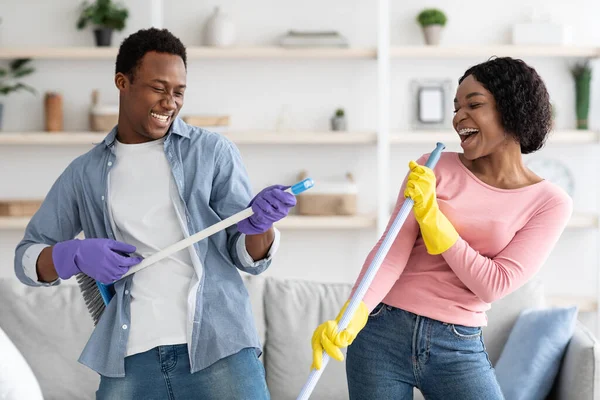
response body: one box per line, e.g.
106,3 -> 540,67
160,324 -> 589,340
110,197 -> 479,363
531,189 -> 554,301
76,0 -> 129,31
335,108 -> 345,117
416,8 -> 447,27
0,59 -> 35,97
571,60 -> 592,130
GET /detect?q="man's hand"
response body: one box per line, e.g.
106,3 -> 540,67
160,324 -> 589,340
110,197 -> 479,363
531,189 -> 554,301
237,185 -> 296,235
52,238 -> 142,283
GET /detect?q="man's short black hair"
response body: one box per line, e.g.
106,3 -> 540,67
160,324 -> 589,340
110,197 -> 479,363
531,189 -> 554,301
115,27 -> 187,82
459,57 -> 552,154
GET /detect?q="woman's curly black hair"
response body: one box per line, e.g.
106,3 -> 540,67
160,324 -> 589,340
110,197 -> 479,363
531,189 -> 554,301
458,57 -> 552,154
115,28 -> 187,83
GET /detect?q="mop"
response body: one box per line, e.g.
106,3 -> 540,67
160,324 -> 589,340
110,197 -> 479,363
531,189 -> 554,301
296,142 -> 446,400
77,178 -> 315,325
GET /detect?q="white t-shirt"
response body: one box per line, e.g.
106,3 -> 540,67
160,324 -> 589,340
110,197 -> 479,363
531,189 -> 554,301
110,137 -> 195,357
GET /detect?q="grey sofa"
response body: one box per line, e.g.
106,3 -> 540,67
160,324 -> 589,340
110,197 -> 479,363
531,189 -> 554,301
0,274 -> 597,399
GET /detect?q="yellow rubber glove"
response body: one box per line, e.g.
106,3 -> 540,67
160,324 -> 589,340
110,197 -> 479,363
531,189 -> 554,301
404,160 -> 459,255
310,300 -> 369,370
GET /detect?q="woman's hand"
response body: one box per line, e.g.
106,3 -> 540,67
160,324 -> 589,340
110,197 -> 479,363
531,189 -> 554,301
404,160 -> 459,254
310,300 -> 369,370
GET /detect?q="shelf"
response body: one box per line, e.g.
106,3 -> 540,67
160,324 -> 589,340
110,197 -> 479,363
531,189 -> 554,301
390,130 -> 600,145
0,46 -> 376,60
0,132 -> 105,145
0,215 -> 377,230
546,295 -> 598,312
0,45 -> 595,60
2,130 -> 595,146
224,131 -> 376,144
275,215 -> 376,229
568,213 -> 598,229
390,45 -> 599,58
0,213 -> 591,230
0,131 -> 377,145
0,217 -> 30,229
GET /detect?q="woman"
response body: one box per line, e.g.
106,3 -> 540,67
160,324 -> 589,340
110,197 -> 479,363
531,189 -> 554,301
310,57 -> 573,399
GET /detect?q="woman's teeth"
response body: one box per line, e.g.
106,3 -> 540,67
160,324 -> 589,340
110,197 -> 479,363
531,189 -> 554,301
151,112 -> 169,122
458,128 -> 479,136
458,128 -> 479,141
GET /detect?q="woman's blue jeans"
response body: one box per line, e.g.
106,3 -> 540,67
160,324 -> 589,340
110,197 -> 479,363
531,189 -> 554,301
346,303 -> 505,399
96,345 -> 269,399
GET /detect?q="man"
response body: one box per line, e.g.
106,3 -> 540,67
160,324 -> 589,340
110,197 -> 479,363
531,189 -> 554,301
14,28 -> 295,399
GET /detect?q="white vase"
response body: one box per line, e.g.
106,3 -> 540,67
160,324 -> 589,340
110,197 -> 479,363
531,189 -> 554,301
422,25 -> 443,45
203,7 -> 236,47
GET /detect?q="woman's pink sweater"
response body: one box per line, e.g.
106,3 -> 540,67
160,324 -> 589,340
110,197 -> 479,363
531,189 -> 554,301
354,152 -> 573,327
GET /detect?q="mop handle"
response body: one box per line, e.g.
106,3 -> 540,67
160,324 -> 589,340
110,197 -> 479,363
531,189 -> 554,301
296,142 -> 446,400
119,178 -> 315,279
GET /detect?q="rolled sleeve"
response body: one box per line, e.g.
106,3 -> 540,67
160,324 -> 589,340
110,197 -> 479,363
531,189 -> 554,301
235,227 -> 281,269
21,244 -> 60,286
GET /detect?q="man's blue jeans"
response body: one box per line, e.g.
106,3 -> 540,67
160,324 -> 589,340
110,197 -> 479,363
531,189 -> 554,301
96,345 -> 269,399
346,303 -> 504,399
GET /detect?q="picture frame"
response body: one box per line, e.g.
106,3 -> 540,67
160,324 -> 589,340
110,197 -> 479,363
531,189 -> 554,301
410,79 -> 453,130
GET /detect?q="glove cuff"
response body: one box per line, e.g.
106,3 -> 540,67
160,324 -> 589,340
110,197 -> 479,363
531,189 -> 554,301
420,209 -> 459,255
51,240 -> 80,280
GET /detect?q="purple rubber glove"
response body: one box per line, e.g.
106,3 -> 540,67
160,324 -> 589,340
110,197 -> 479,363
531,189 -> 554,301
52,238 -> 143,284
237,185 -> 297,235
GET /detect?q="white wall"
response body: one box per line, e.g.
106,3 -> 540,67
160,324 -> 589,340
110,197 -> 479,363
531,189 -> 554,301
0,0 -> 598,328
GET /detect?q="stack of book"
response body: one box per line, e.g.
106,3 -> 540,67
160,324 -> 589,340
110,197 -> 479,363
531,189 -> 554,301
279,30 -> 349,48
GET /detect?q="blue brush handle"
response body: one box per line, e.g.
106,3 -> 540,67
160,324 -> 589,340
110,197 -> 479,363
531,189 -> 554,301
296,142 -> 446,400
97,282 -> 114,306
290,178 -> 315,195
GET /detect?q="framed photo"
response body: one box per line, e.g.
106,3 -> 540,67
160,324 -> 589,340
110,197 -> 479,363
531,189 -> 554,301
410,79 -> 453,130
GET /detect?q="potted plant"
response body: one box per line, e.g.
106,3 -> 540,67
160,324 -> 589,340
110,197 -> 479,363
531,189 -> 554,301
76,0 -> 129,47
571,61 -> 592,130
0,59 -> 36,130
416,8 -> 447,45
331,108 -> 347,131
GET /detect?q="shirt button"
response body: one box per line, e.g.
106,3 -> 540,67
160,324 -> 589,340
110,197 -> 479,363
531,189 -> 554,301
122,324 -> 128,330
101,196 -> 105,201
125,290 -> 129,295
108,161 -> 113,167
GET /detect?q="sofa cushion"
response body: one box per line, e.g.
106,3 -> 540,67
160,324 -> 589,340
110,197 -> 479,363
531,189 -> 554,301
0,325 -> 44,400
495,306 -> 578,400
0,279 -> 98,400
243,274 -> 267,347
482,277 -> 546,365
263,277 -> 352,400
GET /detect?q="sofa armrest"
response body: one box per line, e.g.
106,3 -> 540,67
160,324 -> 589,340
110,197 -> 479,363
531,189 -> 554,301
551,321 -> 600,400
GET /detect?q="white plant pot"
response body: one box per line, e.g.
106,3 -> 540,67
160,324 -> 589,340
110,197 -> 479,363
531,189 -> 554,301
331,116 -> 347,131
203,7 -> 236,47
422,25 -> 443,45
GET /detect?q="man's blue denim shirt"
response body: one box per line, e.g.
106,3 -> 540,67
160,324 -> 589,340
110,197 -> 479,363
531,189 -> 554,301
14,118 -> 278,377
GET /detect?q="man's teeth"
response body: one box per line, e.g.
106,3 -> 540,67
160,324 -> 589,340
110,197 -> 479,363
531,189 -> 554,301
151,112 -> 169,122
458,128 -> 479,136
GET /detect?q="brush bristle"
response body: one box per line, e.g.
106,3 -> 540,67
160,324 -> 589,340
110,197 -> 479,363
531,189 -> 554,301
76,273 -> 106,325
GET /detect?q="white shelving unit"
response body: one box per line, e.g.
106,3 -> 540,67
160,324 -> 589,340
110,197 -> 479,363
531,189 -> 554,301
0,215 -> 378,231
390,45 -> 599,58
0,46 -> 377,60
0,131 -> 378,145
390,130 -> 600,145
0,0 -> 598,325
0,45 -> 596,60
